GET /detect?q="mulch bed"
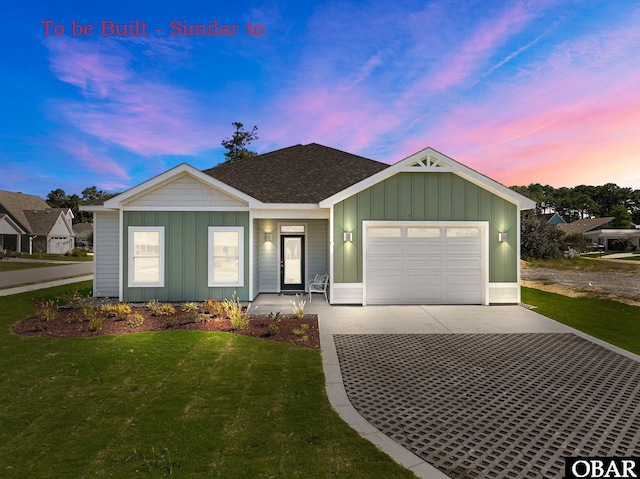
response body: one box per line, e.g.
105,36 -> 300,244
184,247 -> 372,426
12,307 -> 320,349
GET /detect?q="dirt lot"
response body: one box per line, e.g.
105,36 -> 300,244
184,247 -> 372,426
521,261 -> 640,306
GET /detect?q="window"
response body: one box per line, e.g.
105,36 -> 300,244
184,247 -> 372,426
208,227 -> 244,287
128,226 -> 164,287
280,225 -> 305,233
407,227 -> 440,238
446,227 -> 480,238
368,227 -> 401,238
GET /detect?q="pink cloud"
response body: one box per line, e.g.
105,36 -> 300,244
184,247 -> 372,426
46,37 -> 221,157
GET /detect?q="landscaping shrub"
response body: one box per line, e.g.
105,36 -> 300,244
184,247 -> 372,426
147,300 -> 175,317
33,298 -> 58,321
89,318 -> 103,331
291,295 -> 306,319
126,313 -> 145,328
202,299 -> 225,317
223,294 -> 249,330
102,303 -> 132,320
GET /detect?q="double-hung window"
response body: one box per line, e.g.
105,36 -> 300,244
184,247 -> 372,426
208,227 -> 244,287
128,226 -> 164,287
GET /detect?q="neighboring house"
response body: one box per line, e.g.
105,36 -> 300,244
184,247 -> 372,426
73,223 -> 94,246
541,212 -> 566,226
0,190 -> 75,254
81,144 -> 536,305
558,217 -> 640,250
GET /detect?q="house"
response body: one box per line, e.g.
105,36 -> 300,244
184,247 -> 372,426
557,217 -> 640,251
73,223 -> 94,247
81,144 -> 536,305
0,190 -> 75,254
541,212 -> 566,226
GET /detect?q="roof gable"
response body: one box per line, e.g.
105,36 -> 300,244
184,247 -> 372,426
99,164 -> 258,210
0,214 -> 26,235
23,209 -> 74,236
124,174 -> 248,209
319,147 -> 537,210
203,143 -> 388,204
0,190 -> 50,233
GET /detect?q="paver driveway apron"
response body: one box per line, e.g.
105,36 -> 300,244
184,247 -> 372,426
319,304 -> 640,479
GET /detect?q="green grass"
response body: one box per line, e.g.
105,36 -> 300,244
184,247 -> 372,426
0,282 -> 415,478
0,262 -> 60,272
522,287 -> 640,355
18,253 -> 93,262
526,257 -> 640,272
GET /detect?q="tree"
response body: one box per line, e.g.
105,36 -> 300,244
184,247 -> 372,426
44,186 -> 109,223
610,205 -> 632,229
221,122 -> 258,163
520,211 -> 589,259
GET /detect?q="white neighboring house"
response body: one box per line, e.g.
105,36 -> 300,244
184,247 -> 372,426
0,190 -> 75,254
558,217 -> 640,251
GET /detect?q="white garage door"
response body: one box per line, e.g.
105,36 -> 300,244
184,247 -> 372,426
365,224 -> 485,305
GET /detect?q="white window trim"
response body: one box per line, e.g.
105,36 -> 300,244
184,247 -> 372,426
128,226 -> 165,288
208,227 -> 244,288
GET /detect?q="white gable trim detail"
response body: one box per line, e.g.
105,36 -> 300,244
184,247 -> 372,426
0,215 -> 26,235
319,147 -> 536,210
102,164 -> 262,210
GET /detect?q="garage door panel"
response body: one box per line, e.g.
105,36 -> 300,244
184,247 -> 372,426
368,243 -> 403,256
366,224 -> 485,305
406,243 -> 440,254
444,273 -> 481,285
368,258 -> 403,271
406,259 -> 441,270
407,273 -> 442,285
444,243 -> 481,255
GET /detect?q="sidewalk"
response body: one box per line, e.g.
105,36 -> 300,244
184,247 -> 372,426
0,275 -> 93,297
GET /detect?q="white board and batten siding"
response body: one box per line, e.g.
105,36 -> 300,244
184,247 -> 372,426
93,211 -> 119,297
125,175 -> 248,208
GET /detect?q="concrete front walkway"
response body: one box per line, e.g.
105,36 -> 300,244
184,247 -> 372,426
250,295 -> 640,478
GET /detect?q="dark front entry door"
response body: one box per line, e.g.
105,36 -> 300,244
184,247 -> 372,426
280,235 -> 305,291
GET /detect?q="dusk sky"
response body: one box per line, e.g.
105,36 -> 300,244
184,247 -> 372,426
2,1 -> 639,198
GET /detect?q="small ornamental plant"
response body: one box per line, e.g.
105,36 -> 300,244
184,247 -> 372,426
33,298 -> 59,321
126,313 -> 145,328
291,295 -> 306,319
148,300 -> 175,317
89,318 -> 103,332
202,299 -> 225,318
102,303 -> 131,320
223,293 -> 250,330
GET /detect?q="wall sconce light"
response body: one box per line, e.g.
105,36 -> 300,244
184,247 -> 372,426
343,231 -> 352,242
498,232 -> 508,242
265,232 -> 273,242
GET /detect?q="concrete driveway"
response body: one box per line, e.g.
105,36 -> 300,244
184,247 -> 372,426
261,299 -> 640,479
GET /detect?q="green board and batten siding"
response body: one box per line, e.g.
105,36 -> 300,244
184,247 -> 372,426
123,210 -> 250,302
333,172 -> 518,284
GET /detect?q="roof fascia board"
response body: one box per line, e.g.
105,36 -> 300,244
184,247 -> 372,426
102,164 -> 262,209
319,147 -> 537,210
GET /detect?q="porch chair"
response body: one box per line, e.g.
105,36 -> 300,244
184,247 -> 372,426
308,274 -> 329,303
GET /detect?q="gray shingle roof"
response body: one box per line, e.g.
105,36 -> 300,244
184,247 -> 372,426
558,217 -> 614,235
22,209 -> 72,236
203,143 -> 389,203
0,190 -> 50,233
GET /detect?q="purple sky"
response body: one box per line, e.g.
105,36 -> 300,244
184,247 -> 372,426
2,1 -> 639,198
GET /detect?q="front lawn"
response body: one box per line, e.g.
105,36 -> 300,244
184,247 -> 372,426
0,282 -> 415,478
522,287 -> 640,355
